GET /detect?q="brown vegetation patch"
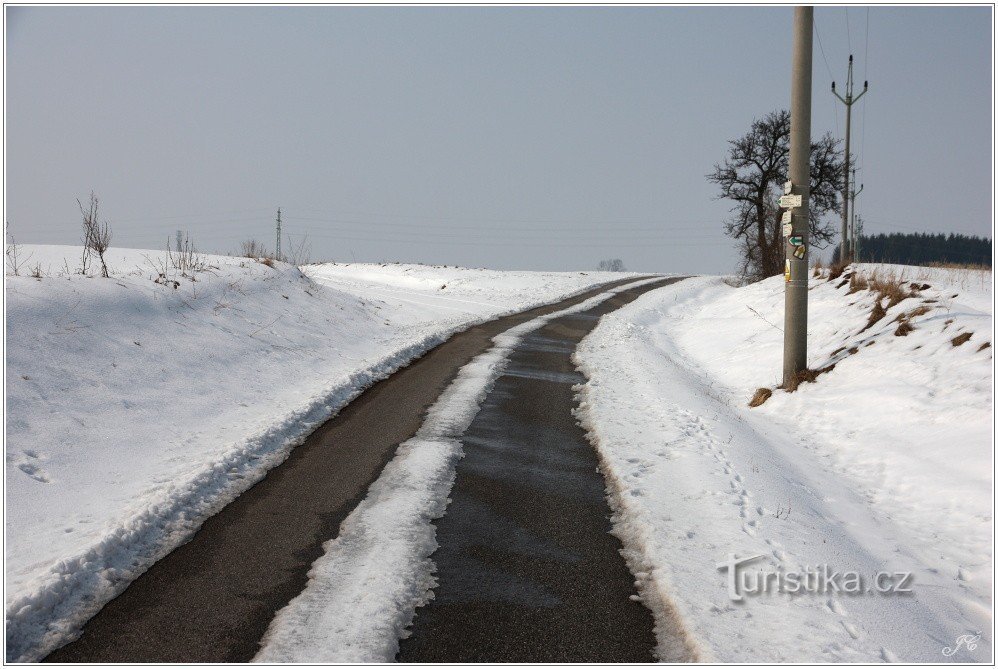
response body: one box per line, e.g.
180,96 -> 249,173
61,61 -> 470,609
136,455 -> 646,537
781,364 -> 836,393
870,275 -> 911,309
861,300 -> 888,333
951,332 -> 973,347
977,342 -> 991,352
828,262 -> 849,281
894,321 -> 914,337
749,388 -> 773,407
848,272 -> 869,294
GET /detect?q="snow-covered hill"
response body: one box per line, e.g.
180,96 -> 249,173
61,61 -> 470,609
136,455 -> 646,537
4,245 -> 635,662
574,263 -> 993,662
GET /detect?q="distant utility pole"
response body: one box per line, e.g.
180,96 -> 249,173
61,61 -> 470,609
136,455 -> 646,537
783,5 -> 812,386
849,168 -> 863,261
832,55 -> 868,264
854,215 -> 864,262
275,207 -> 282,260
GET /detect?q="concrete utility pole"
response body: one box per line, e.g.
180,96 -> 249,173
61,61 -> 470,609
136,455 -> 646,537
276,207 -> 282,260
849,168 -> 863,260
832,55 -> 868,264
854,215 -> 864,262
783,5 -> 812,386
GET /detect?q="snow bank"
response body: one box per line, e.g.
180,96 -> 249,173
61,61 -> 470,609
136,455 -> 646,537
4,245 -> 634,662
253,279 -> 665,663
574,265 -> 993,662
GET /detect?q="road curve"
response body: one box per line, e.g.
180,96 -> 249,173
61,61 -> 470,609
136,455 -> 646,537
44,276 -> 652,663
397,277 -> 685,662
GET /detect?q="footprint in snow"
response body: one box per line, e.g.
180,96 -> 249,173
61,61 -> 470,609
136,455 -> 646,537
18,461 -> 50,483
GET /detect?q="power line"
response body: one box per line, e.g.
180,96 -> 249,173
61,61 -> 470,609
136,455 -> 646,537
813,16 -> 840,136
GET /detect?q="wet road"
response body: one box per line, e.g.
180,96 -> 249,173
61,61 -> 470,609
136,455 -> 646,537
397,277 -> 685,662
43,277 -> 647,663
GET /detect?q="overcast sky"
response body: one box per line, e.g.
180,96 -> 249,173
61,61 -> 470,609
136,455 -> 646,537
5,6 -> 992,273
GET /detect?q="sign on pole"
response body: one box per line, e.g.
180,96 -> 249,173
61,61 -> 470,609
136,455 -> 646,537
779,194 -> 802,209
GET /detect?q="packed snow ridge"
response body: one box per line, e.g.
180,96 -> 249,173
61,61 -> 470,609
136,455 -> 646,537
4,245 -> 639,662
573,263 -> 993,663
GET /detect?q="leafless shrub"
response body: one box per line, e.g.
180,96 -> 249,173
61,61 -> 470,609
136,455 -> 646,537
169,232 -> 208,276
286,233 -> 312,266
5,223 -> 32,276
240,239 -> 269,259
78,192 -> 112,277
29,263 -> 43,279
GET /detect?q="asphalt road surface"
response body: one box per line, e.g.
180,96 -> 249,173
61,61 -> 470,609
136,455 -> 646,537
397,278 -> 684,662
44,276 -> 654,663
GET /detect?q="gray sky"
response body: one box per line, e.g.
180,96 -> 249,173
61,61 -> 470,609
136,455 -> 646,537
5,6 -> 993,273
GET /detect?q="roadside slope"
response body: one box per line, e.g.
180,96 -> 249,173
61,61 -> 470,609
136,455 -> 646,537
573,265 -> 992,662
5,244 -> 638,662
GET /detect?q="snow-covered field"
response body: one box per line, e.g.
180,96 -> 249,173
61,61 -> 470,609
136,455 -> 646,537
574,264 -> 993,662
4,244 -> 636,662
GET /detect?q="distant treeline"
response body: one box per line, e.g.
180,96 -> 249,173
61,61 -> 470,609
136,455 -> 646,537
834,232 -> 993,267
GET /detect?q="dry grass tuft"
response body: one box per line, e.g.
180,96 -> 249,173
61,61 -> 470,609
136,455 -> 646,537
977,341 -> 991,352
781,364 -> 836,393
861,300 -> 888,333
848,272 -> 869,294
951,332 -> 973,347
827,262 -> 849,281
894,321 -> 914,337
869,272 -> 911,308
258,257 -> 276,268
748,388 -> 773,407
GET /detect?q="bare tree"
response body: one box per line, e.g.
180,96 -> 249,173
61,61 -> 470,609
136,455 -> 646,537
707,110 -> 844,281
597,258 -> 626,272
78,192 -> 112,277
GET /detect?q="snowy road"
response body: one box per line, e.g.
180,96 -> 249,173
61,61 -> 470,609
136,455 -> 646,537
42,277 -> 647,662
396,279 -> 685,662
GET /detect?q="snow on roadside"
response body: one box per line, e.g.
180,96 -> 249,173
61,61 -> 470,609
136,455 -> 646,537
4,244 -> 637,662
253,279 -> 666,663
574,265 -> 993,662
